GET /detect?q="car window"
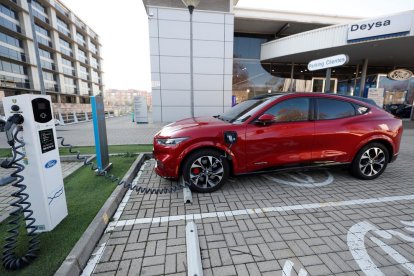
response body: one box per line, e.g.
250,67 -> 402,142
354,104 -> 369,114
317,98 -> 355,120
264,98 -> 310,122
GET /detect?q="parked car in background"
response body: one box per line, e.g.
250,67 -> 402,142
384,103 -> 413,118
0,115 -> 6,132
153,93 -> 403,192
394,104 -> 413,119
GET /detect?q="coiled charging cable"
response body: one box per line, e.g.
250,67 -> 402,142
1,127 -> 40,270
57,136 -> 189,194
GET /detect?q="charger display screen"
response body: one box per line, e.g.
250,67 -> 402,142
39,129 -> 56,153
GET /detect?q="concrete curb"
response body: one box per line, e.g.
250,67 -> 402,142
54,153 -> 149,276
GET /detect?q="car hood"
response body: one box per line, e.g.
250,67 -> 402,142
157,116 -> 230,137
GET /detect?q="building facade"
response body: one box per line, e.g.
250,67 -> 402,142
143,0 -> 360,122
104,89 -> 151,115
145,0 -> 234,122
0,0 -> 103,119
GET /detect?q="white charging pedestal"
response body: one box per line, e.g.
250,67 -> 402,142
3,94 -> 68,232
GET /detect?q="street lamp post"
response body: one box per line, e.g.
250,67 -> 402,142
182,0 -> 200,118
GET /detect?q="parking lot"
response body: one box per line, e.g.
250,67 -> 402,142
86,128 -> 414,275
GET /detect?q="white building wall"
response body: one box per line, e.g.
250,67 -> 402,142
148,6 -> 234,122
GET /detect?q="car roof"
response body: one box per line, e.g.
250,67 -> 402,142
251,92 -> 289,100
250,92 -> 379,109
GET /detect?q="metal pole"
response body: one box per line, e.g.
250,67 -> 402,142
325,68 -> 331,93
189,7 -> 194,117
410,98 -> 414,121
27,0 -> 46,95
353,63 -> 359,95
359,59 -> 369,97
289,63 -> 294,92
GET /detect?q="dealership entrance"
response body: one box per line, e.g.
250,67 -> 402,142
258,10 -> 414,119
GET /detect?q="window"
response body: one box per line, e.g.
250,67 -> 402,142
32,0 -> 46,14
0,60 -> 27,75
355,104 -> 369,115
90,42 -> 97,54
0,31 -> 22,47
59,37 -> 71,48
265,98 -> 310,122
0,45 -> 25,61
39,48 -> 53,59
76,32 -> 85,45
0,4 -> 18,19
61,57 -> 73,67
0,16 -> 20,33
57,17 -> 70,36
32,0 -> 48,23
317,98 -> 355,120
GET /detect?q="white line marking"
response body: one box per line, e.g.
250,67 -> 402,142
112,194 -> 414,227
81,242 -> 106,276
282,260 -> 294,276
263,170 -> 334,188
81,164 -> 146,276
347,220 -> 414,276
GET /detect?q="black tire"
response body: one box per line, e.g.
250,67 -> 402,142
182,149 -> 229,193
350,142 -> 389,180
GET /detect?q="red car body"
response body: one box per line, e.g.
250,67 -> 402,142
153,93 -> 403,181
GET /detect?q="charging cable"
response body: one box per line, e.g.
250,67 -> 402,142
1,120 -> 40,270
57,137 -> 189,194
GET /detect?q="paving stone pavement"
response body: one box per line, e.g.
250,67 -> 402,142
0,161 -> 83,223
84,128 -> 414,276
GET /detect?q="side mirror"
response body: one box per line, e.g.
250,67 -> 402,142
256,114 -> 275,125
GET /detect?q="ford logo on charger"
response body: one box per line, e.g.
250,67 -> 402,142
45,160 -> 57,169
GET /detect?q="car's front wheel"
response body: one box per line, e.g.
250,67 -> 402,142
182,149 -> 229,193
350,142 -> 389,180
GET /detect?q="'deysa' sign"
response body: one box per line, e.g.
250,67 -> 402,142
347,13 -> 412,41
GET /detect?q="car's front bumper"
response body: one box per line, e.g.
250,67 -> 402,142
153,152 -> 179,179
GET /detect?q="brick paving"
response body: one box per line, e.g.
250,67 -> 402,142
0,161 -> 83,223
84,129 -> 414,276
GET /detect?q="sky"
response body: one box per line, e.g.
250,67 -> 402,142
61,0 -> 414,92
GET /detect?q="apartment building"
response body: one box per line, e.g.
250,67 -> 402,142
0,0 -> 103,119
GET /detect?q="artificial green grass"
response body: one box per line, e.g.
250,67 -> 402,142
0,155 -> 137,275
0,144 -> 153,158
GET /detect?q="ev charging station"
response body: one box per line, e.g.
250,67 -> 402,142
3,94 -> 68,232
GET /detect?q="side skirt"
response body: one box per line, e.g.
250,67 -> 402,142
236,162 -> 350,176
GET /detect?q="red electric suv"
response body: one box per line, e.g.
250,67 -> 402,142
153,93 -> 403,193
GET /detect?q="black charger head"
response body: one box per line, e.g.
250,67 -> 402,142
224,131 -> 237,145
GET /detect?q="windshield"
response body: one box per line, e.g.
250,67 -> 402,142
218,96 -> 278,124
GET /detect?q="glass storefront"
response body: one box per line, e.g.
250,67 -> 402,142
233,33 -> 413,118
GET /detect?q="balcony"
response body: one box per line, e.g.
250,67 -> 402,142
32,9 -> 49,24
37,36 -> 53,48
0,17 -> 21,33
58,25 -> 71,37
40,60 -> 56,71
0,46 -> 26,62
54,3 -> 69,16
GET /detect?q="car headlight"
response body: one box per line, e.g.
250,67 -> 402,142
156,137 -> 189,146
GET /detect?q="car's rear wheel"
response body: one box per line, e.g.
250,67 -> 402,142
182,149 -> 229,193
350,142 -> 389,180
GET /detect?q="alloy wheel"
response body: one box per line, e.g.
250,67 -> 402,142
189,156 -> 224,188
359,147 -> 386,177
